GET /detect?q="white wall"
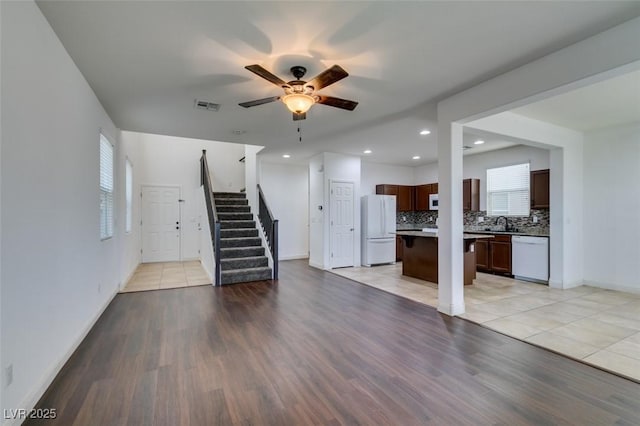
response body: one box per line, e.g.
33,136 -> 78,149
466,113 -> 585,289
260,162 -> 309,260
360,162 -> 414,196
198,187 -> 215,281
583,122 -> 640,293
413,163 -> 439,185
323,153 -> 362,269
308,154 -> 325,268
0,0 -> 4,411
244,145 -> 264,215
119,134 -> 142,287
308,153 -> 361,269
1,1 -> 120,417
120,131 -> 249,262
414,144 -> 551,210
434,18 -> 639,315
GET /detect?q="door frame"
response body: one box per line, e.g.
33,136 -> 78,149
140,184 -> 183,263
329,179 -> 356,269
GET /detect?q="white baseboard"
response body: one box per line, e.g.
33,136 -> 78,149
584,280 -> 640,295
120,262 -> 140,291
548,279 -> 583,290
279,254 -> 309,261
308,261 -> 324,270
199,255 -> 214,283
438,302 -> 466,317
5,287 -> 119,426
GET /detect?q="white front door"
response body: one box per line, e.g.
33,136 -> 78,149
330,181 -> 355,268
142,185 -> 181,262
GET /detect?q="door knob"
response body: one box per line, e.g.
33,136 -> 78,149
176,226 -> 180,230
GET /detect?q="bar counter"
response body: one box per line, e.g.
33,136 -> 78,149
396,230 -> 493,285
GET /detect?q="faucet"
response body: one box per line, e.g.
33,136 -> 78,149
496,216 -> 509,231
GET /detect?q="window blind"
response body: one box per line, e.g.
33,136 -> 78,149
100,134 -> 114,239
486,162 -> 530,217
125,159 -> 133,234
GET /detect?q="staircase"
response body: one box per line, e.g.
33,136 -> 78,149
214,192 -> 273,285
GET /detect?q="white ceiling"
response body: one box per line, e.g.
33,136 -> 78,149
512,69 -> 640,131
36,1 -> 640,166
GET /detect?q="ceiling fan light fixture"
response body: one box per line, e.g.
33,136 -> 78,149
282,93 -> 315,114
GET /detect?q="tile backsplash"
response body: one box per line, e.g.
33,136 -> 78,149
397,209 -> 549,234
397,211 -> 438,226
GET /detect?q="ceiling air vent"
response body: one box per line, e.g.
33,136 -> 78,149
194,99 -> 221,111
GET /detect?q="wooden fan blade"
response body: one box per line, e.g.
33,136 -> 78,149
293,112 -> 306,121
316,96 -> 358,111
306,65 -> 349,90
238,96 -> 280,108
245,65 -> 286,87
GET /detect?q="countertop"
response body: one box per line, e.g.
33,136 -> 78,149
396,230 -> 494,240
463,229 -> 549,237
396,225 -> 548,237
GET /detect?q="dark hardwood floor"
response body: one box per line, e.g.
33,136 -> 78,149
27,260 -> 640,425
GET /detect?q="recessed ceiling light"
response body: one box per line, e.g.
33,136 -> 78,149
363,149 -> 372,154
419,129 -> 431,135
474,139 -> 485,145
412,155 -> 421,160
282,154 -> 291,158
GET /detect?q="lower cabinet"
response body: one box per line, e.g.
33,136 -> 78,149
475,240 -> 489,270
490,235 -> 512,274
396,235 -> 403,261
476,234 -> 512,275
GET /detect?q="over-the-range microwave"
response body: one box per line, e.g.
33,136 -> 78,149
429,193 -> 439,210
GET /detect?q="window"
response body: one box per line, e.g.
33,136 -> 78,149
100,133 -> 114,239
125,158 -> 133,234
486,162 -> 530,216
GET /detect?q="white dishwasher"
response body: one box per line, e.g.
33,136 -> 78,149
512,236 -> 549,284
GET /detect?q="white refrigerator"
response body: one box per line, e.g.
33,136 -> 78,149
361,195 -> 397,266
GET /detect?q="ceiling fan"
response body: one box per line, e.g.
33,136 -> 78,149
239,64 -> 358,121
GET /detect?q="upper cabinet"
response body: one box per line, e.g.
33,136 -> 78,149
376,184 -> 414,211
415,183 -> 437,211
462,178 -> 480,211
397,185 -> 415,211
379,180 -> 479,211
530,169 -> 550,209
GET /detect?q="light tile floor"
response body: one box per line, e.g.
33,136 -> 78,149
121,261 -> 211,293
331,263 -> 640,382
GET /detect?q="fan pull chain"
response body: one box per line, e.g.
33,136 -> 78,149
298,123 -> 303,143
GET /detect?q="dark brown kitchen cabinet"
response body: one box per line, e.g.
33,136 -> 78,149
396,235 -> 403,261
476,234 -> 511,275
376,184 -> 398,197
531,169 -> 550,209
462,178 -> 480,211
490,235 -> 512,274
376,184 -> 414,211
397,185 -> 415,211
415,183 -> 437,211
415,184 -> 429,211
475,239 -> 489,270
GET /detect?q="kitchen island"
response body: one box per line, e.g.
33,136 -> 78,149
396,230 -> 493,285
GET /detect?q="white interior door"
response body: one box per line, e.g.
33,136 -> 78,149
142,185 -> 181,263
330,181 -> 355,268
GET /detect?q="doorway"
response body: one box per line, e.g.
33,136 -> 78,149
141,185 -> 181,263
330,180 -> 355,268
